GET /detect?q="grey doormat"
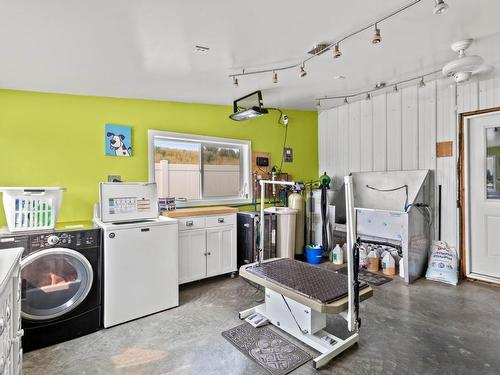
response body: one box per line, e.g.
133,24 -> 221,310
336,266 -> 393,286
222,323 -> 311,375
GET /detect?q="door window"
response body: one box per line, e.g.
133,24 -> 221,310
21,248 -> 93,320
485,127 -> 500,199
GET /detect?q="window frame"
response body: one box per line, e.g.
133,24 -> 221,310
148,129 -> 252,207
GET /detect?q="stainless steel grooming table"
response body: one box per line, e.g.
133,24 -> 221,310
239,258 -> 373,369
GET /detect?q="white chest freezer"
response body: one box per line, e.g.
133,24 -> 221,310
95,182 -> 179,327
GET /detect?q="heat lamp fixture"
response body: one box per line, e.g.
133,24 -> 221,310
229,91 -> 269,121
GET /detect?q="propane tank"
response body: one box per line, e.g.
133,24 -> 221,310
288,191 -> 305,255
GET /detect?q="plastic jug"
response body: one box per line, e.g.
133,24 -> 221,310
367,249 -> 379,272
342,243 -> 348,262
331,244 -> 343,265
359,246 -> 368,270
382,252 -> 396,276
399,257 -> 405,278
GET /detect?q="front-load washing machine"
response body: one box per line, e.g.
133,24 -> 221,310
0,224 -> 102,352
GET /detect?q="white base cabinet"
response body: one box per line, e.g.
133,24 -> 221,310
0,248 -> 23,375
178,214 -> 236,284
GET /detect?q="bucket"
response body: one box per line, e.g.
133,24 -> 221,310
305,244 -> 323,264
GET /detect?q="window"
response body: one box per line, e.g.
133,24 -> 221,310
148,130 -> 251,206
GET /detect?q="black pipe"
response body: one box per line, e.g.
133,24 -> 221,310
438,185 -> 442,240
353,238 -> 361,329
321,184 -> 329,253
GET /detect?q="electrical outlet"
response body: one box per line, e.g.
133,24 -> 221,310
284,148 -> 293,162
108,175 -> 121,182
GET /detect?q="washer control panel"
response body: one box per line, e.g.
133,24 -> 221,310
30,230 -> 99,250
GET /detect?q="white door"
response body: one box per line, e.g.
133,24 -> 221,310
178,230 -> 207,284
206,226 -> 236,277
467,112 -> 500,282
103,223 -> 178,327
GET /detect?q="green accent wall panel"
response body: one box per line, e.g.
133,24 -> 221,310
0,90 -> 318,226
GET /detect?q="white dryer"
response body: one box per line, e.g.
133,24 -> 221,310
95,182 -> 178,328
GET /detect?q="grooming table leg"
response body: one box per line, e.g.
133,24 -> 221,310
238,289 -> 358,369
238,303 -> 266,320
312,332 -> 359,369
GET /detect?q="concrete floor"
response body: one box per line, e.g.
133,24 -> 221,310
24,274 -> 500,375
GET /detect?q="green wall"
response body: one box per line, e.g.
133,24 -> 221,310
0,90 -> 318,226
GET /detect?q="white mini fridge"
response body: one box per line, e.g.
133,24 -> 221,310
95,182 -> 179,328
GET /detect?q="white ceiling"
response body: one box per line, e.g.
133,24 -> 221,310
1,0 -> 500,110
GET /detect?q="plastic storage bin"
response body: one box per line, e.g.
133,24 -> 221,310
264,207 -> 298,259
1,187 -> 64,232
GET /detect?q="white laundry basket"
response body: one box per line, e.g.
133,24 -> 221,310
0,187 -> 64,232
264,207 -> 298,259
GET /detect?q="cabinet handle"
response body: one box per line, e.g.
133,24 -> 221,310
218,218 -> 225,223
186,220 -> 194,227
6,306 -> 10,322
0,318 -> 4,335
207,252 -> 211,256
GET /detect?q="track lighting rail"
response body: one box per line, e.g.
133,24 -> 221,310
315,69 -> 441,107
228,0 -> 423,80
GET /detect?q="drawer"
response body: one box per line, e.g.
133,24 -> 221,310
206,214 -> 236,227
177,217 -> 206,231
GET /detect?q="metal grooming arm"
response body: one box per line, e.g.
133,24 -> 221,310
258,179 -> 298,265
344,175 -> 358,332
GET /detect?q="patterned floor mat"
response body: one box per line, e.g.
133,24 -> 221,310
222,323 -> 311,375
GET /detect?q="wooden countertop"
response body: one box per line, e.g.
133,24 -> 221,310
161,206 -> 238,218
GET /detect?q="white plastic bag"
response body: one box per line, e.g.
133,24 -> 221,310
425,241 -> 458,285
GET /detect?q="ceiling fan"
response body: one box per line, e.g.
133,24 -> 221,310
442,39 -> 492,83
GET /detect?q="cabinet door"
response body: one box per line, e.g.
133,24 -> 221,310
206,226 -> 236,277
178,229 -> 207,284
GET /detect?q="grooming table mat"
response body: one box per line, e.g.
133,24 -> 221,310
245,258 -> 368,304
336,266 -> 393,286
222,323 -> 311,375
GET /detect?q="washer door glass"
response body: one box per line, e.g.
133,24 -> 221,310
21,248 -> 94,321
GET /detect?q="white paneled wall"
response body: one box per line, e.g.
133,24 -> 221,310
318,73 -> 500,248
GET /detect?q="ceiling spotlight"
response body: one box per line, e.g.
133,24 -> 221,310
299,64 -> 307,78
333,44 -> 342,59
233,76 -> 238,87
433,0 -> 449,15
375,82 -> 386,89
273,71 -> 278,84
419,77 -> 426,88
344,97 -> 349,104
393,84 -> 399,93
366,93 -> 371,101
372,24 -> 382,44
